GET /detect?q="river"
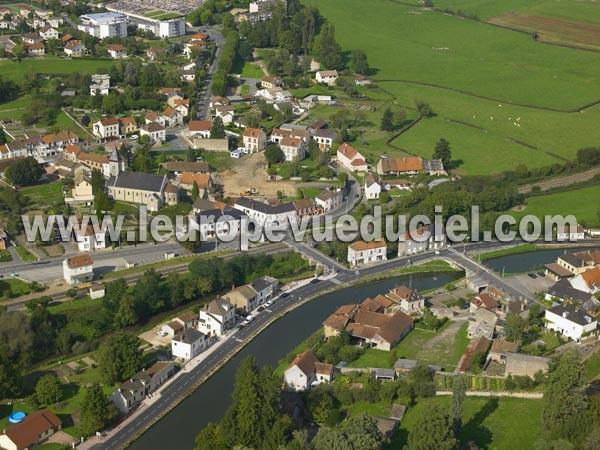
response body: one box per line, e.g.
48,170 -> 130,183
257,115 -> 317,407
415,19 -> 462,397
129,245 -> 599,450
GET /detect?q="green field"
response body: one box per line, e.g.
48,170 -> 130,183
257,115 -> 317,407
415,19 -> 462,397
0,57 -> 115,82
302,0 -> 600,175
391,396 -> 543,449
20,181 -> 65,207
508,185 -> 600,227
14,246 -> 37,262
232,55 -> 265,79
0,278 -> 33,301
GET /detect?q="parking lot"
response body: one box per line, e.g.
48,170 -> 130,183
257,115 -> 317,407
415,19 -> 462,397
140,326 -> 174,347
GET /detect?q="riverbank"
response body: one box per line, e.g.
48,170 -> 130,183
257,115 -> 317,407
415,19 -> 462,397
476,243 -> 538,262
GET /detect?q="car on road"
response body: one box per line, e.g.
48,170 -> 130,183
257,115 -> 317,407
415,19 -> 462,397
280,292 -> 289,299
257,306 -> 265,312
156,330 -> 168,337
244,315 -> 254,323
266,300 -> 273,306
528,273 -> 537,279
310,278 -> 320,284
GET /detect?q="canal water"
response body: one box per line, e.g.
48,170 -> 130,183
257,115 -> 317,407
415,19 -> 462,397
483,246 -> 600,274
130,245 -> 600,450
128,271 -> 461,450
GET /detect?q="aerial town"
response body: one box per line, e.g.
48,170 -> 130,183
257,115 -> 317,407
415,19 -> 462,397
0,0 -> 600,449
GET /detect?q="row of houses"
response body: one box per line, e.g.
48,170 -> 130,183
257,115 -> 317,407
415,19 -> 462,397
0,131 -> 79,160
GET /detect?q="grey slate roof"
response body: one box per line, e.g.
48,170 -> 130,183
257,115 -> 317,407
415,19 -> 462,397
235,197 -> 296,214
547,279 -> 593,304
178,328 -> 206,344
109,172 -> 165,193
548,303 -> 596,326
558,253 -> 586,268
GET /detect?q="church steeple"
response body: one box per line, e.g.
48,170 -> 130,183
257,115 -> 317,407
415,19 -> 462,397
109,147 -> 121,177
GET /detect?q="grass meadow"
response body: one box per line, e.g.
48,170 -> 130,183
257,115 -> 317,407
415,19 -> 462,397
303,0 -> 600,110
0,57 -> 115,82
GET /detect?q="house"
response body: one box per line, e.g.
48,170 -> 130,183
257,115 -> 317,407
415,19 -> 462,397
119,117 -> 137,135
146,46 -> 164,61
198,297 -> 236,337
39,26 -> 59,40
214,105 -> 235,124
26,42 -> 45,56
179,172 -> 213,192
161,320 -> 184,337
209,96 -> 230,109
570,267 -> 600,294
22,32 -> 43,44
313,129 -> 335,150
398,225 -> 446,256
294,198 -> 322,220
337,143 -> 368,172
233,197 -> 297,228
172,328 -> 209,360
545,279 -> 595,306
348,240 -> 387,267
545,303 -> 597,340
469,293 -> 500,313
180,69 -> 196,82
74,223 -> 107,252
315,189 -> 342,212
162,107 -> 184,127
250,276 -> 279,304
354,74 -> 372,86
242,128 -> 267,153
315,70 -> 338,86
176,311 -> 198,329
270,127 -> 310,145
557,224 -> 585,241
467,308 -> 497,339
89,74 -> 110,96
0,409 -> 62,450
63,253 -> 93,285
377,157 -> 446,176
323,302 -> 414,351
107,44 -> 126,59
107,172 -> 178,212
64,39 -> 86,57
225,285 -> 258,312
488,338 -> 519,364
140,122 -> 166,144
364,173 -> 382,200
191,207 -> 247,241
173,98 -> 190,117
544,263 -> 574,281
284,350 -> 333,391
110,362 -> 175,413
557,253 -> 589,276
77,152 -> 110,176
280,136 -> 306,161
90,285 -> 105,299
385,286 -> 425,315
93,117 -> 120,139
261,76 -> 283,89
188,120 -> 212,139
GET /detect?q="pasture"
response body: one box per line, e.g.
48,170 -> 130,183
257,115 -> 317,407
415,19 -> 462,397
508,185 -> 600,227
303,0 -> 600,110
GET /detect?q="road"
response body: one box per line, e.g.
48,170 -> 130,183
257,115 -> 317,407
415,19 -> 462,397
518,167 -> 600,194
193,27 -> 226,120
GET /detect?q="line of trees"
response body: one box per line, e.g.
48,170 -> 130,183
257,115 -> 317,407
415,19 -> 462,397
211,31 -> 239,96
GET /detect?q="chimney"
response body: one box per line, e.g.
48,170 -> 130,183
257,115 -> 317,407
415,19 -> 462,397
562,312 -> 569,318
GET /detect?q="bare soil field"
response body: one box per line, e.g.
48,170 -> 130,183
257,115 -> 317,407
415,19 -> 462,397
488,14 -> 600,51
218,152 -> 297,198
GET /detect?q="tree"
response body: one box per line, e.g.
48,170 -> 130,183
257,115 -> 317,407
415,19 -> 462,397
351,49 -> 369,75
408,404 -> 457,450
505,312 -> 527,342
312,413 -> 384,450
13,44 -> 25,62
34,374 -> 63,405
196,423 -> 228,450
314,24 -> 343,70
409,364 -> 435,398
380,108 -> 394,131
265,144 -> 285,165
80,383 -> 112,436
0,128 -> 7,145
81,114 -> 91,127
542,351 -> 587,440
576,147 -> 600,166
211,117 -> 225,139
338,171 -> 348,184
4,156 -> 43,186
97,332 -> 142,384
101,93 -> 125,115
192,181 -> 200,201
433,138 -> 452,166
416,100 -> 433,117
0,349 -> 21,399
186,147 -> 196,162
90,169 -> 105,194
450,376 -> 467,435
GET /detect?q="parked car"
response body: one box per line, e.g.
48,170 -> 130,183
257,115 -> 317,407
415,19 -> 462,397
244,315 -> 254,323
257,306 -> 265,312
157,330 -> 168,337
528,273 -> 537,279
310,278 -> 320,284
537,271 -> 545,277
266,300 -> 273,306
280,292 -> 289,299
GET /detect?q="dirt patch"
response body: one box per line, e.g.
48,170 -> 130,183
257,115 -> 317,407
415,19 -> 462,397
218,152 -> 297,198
488,13 -> 600,51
